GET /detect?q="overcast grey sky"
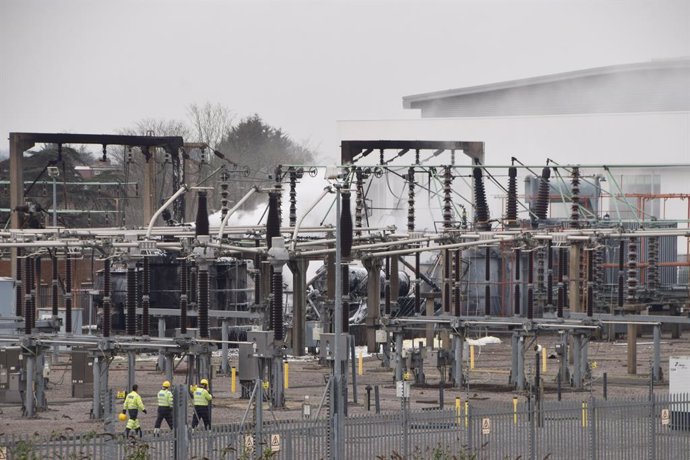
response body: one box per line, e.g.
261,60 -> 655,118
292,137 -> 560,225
1,0 -> 688,160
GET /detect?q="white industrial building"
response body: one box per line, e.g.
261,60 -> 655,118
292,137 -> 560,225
338,58 -> 690,250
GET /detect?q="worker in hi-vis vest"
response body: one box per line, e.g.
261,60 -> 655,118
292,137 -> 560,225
191,378 -> 212,430
153,380 -> 173,435
122,384 -> 146,437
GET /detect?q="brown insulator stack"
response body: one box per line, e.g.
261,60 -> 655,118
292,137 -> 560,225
219,169 -> 230,219
570,167 -> 580,229
289,168 -> 298,227
473,167 -> 491,231
627,237 -> 638,303
505,166 -> 518,227
533,167 -> 551,228
266,193 -> 281,249
340,191 -> 353,259
407,167 -> 415,232
355,168 -> 365,237
593,247 -> 605,309
443,166 -> 453,229
647,237 -> 660,296
195,191 -> 210,237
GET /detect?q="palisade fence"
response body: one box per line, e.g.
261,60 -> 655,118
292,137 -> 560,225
2,393 -> 690,459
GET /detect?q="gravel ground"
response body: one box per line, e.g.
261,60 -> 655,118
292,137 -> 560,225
1,329 -> 688,437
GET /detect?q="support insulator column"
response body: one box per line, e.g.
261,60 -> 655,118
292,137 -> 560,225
570,167 -> 580,229
126,263 -> 136,336
24,256 -> 33,335
527,250 -> 534,320
546,241 -> 554,309
179,258 -> 188,335
141,256 -> 150,336
407,167 -> 415,232
103,258 -> 111,338
536,245 -> 546,309
65,255 -> 72,334
557,247 -> 564,318
15,248 -> 23,317
514,248 -> 521,316
271,269 -> 284,340
198,266 -> 209,339
454,249 -> 461,316
51,253 -> 59,317
484,246 -> 491,316
586,248 -> 594,317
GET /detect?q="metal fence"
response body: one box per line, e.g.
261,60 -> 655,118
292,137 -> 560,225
2,393 -> 690,459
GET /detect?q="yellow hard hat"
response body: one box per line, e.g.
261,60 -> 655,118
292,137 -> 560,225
200,378 -> 209,386
118,413 -> 127,422
162,381 -> 170,388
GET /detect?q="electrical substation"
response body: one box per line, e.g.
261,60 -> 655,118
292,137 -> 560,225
1,131 -> 689,459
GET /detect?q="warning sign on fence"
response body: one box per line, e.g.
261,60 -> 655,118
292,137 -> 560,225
661,409 -> 670,426
482,417 -> 491,435
271,434 -> 281,452
244,434 -> 254,452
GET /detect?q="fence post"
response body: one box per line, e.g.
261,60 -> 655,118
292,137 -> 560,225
174,384 -> 189,460
589,397 -> 596,460
649,393 -> 656,460
466,402 -> 473,454
402,399 -> 409,460
529,394 -> 536,460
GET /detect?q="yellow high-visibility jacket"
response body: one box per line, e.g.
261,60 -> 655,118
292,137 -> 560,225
123,391 -> 145,411
193,388 -> 212,407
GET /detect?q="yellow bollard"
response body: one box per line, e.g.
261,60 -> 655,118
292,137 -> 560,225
455,397 -> 461,426
513,396 -> 518,425
231,367 -> 236,394
470,345 -> 475,370
358,351 -> 363,376
284,361 -> 289,389
542,347 -> 547,373
582,400 -> 588,428
464,400 -> 469,428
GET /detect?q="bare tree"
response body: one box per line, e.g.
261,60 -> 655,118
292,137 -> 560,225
187,102 -> 234,149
